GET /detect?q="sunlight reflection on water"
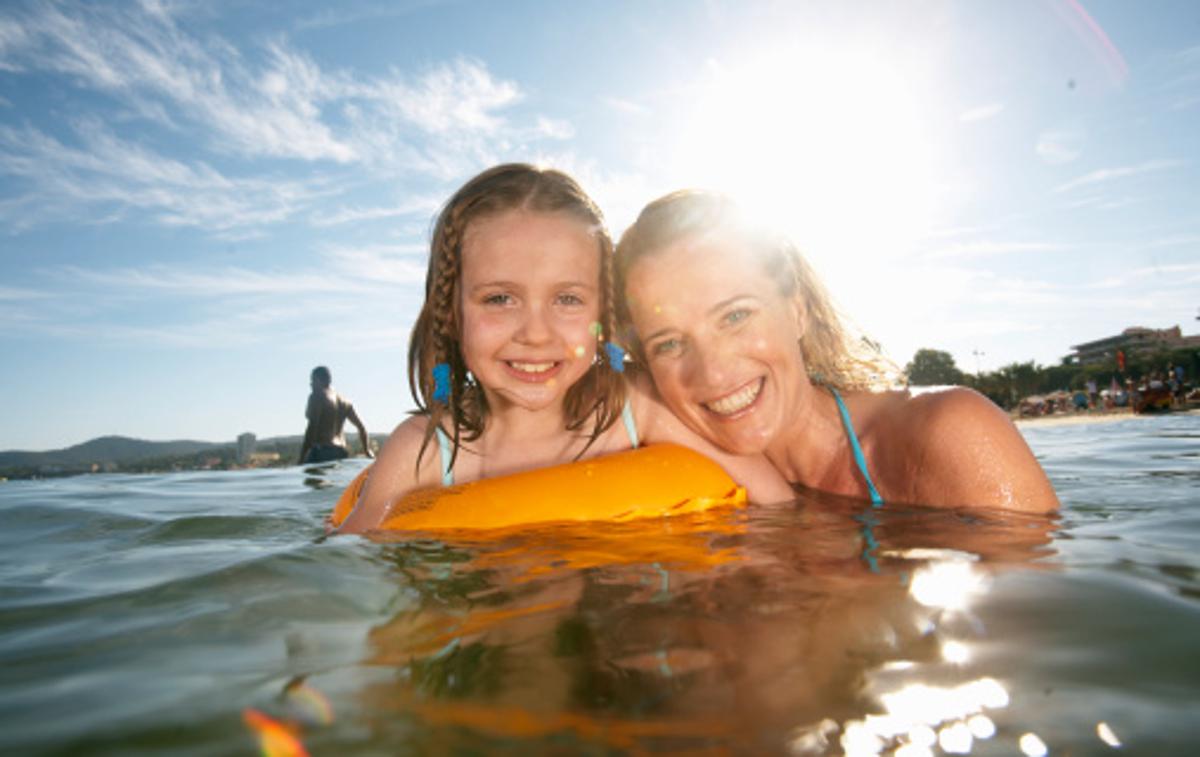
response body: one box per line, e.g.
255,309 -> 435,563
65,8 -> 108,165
0,414 -> 1197,754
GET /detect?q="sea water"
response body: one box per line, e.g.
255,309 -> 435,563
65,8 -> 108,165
1,413 -> 1197,755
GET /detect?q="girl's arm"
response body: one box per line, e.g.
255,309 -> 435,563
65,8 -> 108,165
627,376 -> 795,503
337,415 -> 443,534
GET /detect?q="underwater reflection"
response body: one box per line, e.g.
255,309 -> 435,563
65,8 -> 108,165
348,493 -> 1056,752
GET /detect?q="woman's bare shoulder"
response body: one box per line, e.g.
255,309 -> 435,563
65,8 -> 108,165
888,387 -> 1058,513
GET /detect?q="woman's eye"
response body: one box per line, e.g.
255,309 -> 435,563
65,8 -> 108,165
723,308 -> 751,326
556,292 -> 585,306
652,337 -> 682,356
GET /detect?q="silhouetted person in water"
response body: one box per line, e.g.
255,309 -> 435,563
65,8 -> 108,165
299,366 -> 373,464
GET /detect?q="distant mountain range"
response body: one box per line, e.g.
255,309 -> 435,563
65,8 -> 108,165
0,434 -> 302,470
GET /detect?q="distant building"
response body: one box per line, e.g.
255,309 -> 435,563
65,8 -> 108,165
236,432 -> 256,464
248,451 -> 281,467
1070,325 -> 1200,366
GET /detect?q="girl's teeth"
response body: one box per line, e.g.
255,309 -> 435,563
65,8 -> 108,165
509,361 -> 555,374
706,381 -> 761,415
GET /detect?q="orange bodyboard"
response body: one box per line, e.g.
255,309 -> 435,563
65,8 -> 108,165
327,443 -> 746,532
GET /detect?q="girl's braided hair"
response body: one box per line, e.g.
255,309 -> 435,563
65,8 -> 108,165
408,163 -> 626,472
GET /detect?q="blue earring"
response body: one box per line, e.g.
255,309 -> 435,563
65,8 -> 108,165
432,363 -> 451,402
605,342 -> 626,373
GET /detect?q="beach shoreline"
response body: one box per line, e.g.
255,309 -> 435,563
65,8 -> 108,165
1014,407 -> 1199,428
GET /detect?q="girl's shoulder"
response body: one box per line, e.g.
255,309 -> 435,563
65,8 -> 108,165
338,414 -> 444,533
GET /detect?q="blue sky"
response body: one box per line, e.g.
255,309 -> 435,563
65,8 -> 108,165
1,0 -> 1197,451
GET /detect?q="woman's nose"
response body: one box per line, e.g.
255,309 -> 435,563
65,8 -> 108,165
683,337 -> 729,390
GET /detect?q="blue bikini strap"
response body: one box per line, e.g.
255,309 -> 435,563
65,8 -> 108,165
433,425 -> 454,486
828,386 -> 884,507
621,399 -> 639,449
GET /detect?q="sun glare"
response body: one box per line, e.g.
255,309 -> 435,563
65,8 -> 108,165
671,45 -> 942,268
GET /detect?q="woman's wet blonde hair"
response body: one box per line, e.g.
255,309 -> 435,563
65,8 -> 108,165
614,190 -> 898,392
409,163 -> 625,471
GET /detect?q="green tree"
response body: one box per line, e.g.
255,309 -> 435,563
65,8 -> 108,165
905,349 -> 965,386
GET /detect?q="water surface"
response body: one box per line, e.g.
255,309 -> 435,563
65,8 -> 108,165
1,413 -> 1197,755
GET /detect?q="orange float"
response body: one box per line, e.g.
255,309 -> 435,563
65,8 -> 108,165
328,443 -> 746,532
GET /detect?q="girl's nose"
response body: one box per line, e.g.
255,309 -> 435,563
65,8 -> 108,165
515,305 -> 553,345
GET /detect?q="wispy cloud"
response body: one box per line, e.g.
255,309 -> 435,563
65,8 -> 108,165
0,284 -> 49,300
1063,194 -> 1141,211
322,244 -> 430,284
603,96 -> 649,115
1159,44 -> 1200,110
0,1 -> 563,231
309,194 -> 444,228
1054,159 -> 1183,193
958,102 -> 1004,123
0,122 -> 334,231
291,2 -> 433,32
53,264 -> 382,296
1142,234 -> 1200,249
1036,129 -> 1085,165
923,240 -> 1072,260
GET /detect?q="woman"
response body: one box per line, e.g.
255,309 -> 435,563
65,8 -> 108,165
614,190 -> 1058,513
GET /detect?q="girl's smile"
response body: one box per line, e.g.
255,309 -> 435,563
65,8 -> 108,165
459,209 -> 601,413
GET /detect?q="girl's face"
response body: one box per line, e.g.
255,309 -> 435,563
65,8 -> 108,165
459,209 -> 601,414
624,232 -> 806,455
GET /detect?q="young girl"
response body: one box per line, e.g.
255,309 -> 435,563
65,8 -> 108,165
338,165 -> 789,534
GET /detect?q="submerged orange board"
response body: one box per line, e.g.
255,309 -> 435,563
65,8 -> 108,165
328,443 -> 746,532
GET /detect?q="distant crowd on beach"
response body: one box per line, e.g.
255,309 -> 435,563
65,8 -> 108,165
1017,362 -> 1196,418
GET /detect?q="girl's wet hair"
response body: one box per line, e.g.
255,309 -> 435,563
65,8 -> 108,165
409,163 -> 625,471
614,190 -> 898,392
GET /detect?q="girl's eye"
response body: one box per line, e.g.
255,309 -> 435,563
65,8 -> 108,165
482,293 -> 513,306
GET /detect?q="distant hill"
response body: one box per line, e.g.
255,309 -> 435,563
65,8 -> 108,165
0,433 -> 383,476
0,435 -> 223,469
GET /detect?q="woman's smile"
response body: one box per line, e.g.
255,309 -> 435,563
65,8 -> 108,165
624,231 -> 806,455
703,377 -> 765,417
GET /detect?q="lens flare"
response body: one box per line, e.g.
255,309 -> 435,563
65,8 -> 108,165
1097,721 -> 1121,747
1019,732 -> 1048,756
283,680 -> 334,726
243,709 -> 310,757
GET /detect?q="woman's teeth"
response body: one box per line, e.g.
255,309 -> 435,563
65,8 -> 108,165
705,380 -> 762,415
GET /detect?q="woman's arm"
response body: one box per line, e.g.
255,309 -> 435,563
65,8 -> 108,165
337,415 -> 441,534
904,388 -> 1059,513
628,376 -> 795,503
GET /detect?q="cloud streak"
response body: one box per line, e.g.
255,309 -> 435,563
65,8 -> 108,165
1054,159 -> 1183,193
0,1 -> 557,232
923,240 -> 1072,260
958,102 -> 1004,122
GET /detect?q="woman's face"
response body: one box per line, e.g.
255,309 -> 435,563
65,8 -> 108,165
624,232 -> 807,455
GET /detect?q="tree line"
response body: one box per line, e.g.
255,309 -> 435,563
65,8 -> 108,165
905,346 -> 1199,409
